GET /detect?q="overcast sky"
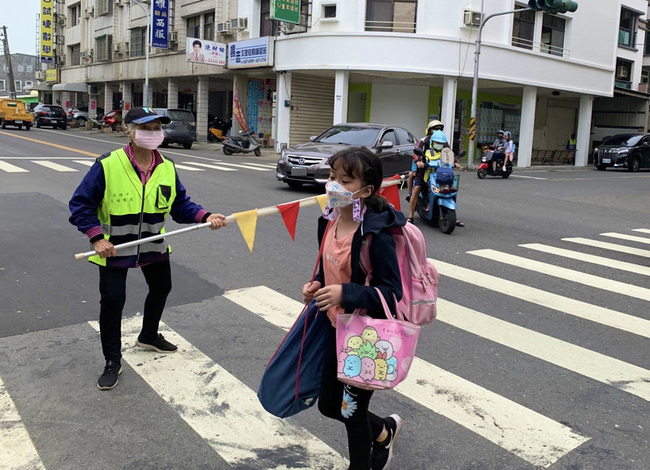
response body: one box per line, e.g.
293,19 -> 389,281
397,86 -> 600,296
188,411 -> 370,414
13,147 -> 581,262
2,0 -> 42,56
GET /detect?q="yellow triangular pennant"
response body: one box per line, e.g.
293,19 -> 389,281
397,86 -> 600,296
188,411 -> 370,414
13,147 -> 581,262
316,194 -> 328,212
233,209 -> 258,252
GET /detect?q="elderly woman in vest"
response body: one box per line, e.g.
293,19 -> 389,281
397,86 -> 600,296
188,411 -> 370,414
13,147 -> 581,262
69,107 -> 227,391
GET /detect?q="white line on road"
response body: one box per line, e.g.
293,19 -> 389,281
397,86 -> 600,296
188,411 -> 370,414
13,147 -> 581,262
73,159 -> 95,167
510,174 -> 547,180
633,228 -> 650,235
178,162 -> 237,172
88,318 -> 348,469
31,160 -> 78,172
520,243 -> 650,277
224,286 -> 589,468
184,161 -> 272,172
0,160 -> 29,172
468,249 -> 650,302
601,232 -> 650,245
434,260 -> 650,338
173,163 -> 205,171
0,376 -> 46,470
562,237 -> 650,258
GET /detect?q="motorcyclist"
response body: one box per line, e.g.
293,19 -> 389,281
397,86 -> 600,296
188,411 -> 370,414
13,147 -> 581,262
406,120 -> 444,202
492,129 -> 508,173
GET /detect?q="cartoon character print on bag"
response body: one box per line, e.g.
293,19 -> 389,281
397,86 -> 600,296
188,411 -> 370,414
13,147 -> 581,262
340,329 -> 402,383
375,339 -> 398,381
374,358 -> 388,381
346,336 -> 363,354
343,355 -> 362,377
361,326 -> 379,346
360,357 -> 376,382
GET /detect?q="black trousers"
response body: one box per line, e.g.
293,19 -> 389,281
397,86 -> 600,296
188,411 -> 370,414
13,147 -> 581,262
98,260 -> 172,361
318,327 -> 386,470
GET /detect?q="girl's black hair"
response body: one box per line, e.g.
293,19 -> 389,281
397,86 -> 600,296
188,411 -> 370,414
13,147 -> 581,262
328,147 -> 388,212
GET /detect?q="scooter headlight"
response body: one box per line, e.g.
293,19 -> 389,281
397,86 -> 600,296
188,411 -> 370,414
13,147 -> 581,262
481,156 -> 487,162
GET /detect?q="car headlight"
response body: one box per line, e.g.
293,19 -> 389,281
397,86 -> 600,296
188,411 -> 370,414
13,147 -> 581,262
618,150 -> 628,156
280,150 -> 288,162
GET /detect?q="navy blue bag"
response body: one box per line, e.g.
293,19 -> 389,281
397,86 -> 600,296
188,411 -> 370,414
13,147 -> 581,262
435,165 -> 455,186
257,300 -> 331,418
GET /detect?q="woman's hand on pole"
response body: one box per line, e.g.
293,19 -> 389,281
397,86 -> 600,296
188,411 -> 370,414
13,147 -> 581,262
206,213 -> 227,230
93,239 -> 116,258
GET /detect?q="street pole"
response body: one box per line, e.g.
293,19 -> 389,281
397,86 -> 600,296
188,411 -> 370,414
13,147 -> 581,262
1,26 -> 17,99
467,3 -> 533,169
131,0 -> 151,107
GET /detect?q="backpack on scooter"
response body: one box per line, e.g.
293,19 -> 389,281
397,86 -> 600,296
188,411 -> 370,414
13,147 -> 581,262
435,165 -> 455,187
359,224 -> 439,326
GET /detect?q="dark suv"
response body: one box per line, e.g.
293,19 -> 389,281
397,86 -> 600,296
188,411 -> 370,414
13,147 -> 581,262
593,133 -> 650,172
153,108 -> 197,149
32,104 -> 68,129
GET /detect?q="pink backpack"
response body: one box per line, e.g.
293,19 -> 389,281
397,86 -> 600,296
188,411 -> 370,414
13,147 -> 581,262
359,223 -> 439,326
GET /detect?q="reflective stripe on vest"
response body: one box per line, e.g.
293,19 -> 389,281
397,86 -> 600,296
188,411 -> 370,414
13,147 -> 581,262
89,148 -> 177,266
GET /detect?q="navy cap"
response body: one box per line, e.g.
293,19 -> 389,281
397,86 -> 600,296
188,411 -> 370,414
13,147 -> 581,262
124,107 -> 171,125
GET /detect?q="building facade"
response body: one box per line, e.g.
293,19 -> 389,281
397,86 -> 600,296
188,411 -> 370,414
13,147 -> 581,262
0,53 -> 39,99
38,0 -> 648,167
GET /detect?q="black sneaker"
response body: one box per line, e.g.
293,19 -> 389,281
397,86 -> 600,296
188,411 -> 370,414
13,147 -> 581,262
371,414 -> 403,470
136,333 -> 178,353
97,360 -> 122,391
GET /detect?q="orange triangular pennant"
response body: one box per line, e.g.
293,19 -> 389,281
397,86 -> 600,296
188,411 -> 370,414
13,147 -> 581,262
277,201 -> 300,241
233,209 -> 258,252
316,194 -> 328,213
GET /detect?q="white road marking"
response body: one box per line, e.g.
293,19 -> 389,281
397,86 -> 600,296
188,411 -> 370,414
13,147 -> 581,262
437,299 -> 650,401
73,159 -> 95,166
434,260 -> 650,339
468,249 -> 650,302
0,160 -> 29,172
88,318 -> 347,469
173,164 -> 205,171
633,228 -> 650,234
520,243 -> 650,277
562,237 -> 650,258
179,162 -> 237,172
601,232 -> 650,245
0,376 -> 46,469
184,161 -> 271,172
31,160 -> 78,172
224,286 -> 589,468
510,174 -> 547,180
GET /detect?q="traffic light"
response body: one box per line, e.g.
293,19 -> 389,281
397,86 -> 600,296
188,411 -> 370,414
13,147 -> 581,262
527,0 -> 578,14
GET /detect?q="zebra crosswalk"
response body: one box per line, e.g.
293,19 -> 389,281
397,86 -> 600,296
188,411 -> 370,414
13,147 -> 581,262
1,228 -> 649,469
0,158 -> 277,174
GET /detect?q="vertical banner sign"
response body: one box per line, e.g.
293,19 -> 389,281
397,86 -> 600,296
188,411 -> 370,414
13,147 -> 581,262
270,0 -> 301,24
233,82 -> 250,133
152,0 -> 169,49
40,0 -> 54,63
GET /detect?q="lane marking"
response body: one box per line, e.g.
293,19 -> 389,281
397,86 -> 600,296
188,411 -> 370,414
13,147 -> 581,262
633,228 -> 650,235
185,161 -> 272,172
31,160 -> 78,172
562,237 -> 650,258
601,232 -> 650,245
212,160 -> 277,169
434,260 -> 650,339
0,160 -> 29,173
88,318 -> 347,469
468,249 -> 650,302
73,159 -> 95,167
0,130 -> 97,156
224,286 -> 589,468
178,162 -> 237,172
173,164 -> 205,171
0,376 -> 46,469
437,299 -> 650,401
510,175 -> 547,180
520,243 -> 650,277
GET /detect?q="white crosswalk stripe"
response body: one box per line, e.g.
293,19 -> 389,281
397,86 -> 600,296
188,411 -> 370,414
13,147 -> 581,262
0,160 -> 29,172
601,231 -> 650,245
31,160 -> 78,172
73,160 -> 95,167
185,161 -> 273,172
175,162 -> 238,172
563,237 -> 650,258
0,376 -> 46,469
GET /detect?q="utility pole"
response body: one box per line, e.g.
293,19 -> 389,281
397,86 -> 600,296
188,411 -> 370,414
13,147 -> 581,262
1,26 -> 17,99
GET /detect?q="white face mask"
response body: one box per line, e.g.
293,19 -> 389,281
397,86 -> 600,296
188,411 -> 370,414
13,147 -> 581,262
134,129 -> 165,150
325,181 -> 365,208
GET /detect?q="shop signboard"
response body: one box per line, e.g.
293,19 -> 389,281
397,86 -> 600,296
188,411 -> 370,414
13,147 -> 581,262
40,0 -> 54,63
270,0 -> 301,24
227,37 -> 274,69
185,37 -> 226,66
151,0 -> 169,49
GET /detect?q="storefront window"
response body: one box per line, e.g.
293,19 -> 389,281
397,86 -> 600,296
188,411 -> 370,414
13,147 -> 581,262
366,0 -> 417,33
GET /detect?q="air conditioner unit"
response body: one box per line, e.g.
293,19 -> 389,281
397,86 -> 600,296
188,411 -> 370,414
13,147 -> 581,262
113,44 -> 121,53
89,85 -> 99,94
230,18 -> 248,31
84,7 -> 94,19
464,10 -> 482,27
217,22 -> 229,33
169,31 -> 178,42
35,71 -> 46,80
617,66 -> 629,78
80,51 -> 87,58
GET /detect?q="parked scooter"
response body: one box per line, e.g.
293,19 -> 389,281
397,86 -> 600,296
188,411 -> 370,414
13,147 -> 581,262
477,146 -> 512,179
207,117 -> 231,142
413,148 -> 464,234
222,130 -> 262,156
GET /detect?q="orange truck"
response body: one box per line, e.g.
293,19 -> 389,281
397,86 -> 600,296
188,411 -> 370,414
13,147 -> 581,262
0,98 -> 34,130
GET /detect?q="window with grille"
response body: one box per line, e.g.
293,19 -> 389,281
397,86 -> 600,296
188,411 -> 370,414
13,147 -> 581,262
187,16 -> 200,38
512,6 -> 535,50
131,28 -> 146,57
14,81 -> 22,92
0,80 -> 5,91
366,0 -> 417,33
70,44 -> 81,65
97,0 -> 114,16
204,12 -> 214,40
96,35 -> 113,62
69,4 -> 82,26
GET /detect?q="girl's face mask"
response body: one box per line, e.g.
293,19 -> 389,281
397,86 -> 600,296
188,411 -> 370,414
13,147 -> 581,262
134,129 -> 165,150
432,143 -> 444,151
325,181 -> 366,208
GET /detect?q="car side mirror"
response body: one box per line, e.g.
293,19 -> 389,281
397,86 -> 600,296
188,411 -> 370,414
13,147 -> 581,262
379,141 -> 393,150
642,142 -> 649,147
309,135 -> 318,141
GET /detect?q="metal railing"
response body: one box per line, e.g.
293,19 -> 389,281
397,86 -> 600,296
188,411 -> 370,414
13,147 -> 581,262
365,20 -> 416,34
512,36 -> 570,57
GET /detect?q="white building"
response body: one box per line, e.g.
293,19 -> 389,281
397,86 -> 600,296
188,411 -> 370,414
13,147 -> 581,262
45,0 -> 648,167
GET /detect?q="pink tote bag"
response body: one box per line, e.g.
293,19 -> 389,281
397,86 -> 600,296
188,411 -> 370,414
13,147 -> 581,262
336,288 -> 420,391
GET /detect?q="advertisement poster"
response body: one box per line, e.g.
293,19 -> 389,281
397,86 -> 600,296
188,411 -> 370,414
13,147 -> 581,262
227,37 -> 274,69
186,37 -> 226,66
233,82 -> 249,133
247,78 -> 275,135
152,0 -> 169,49
40,0 -> 54,63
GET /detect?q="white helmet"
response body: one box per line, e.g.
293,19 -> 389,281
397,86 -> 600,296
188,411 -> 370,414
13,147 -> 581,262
426,120 -> 444,133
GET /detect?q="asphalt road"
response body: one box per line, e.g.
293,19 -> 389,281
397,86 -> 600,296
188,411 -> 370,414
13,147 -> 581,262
0,126 -> 648,470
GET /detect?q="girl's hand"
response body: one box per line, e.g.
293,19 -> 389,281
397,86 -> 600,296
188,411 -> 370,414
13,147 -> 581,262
416,161 -> 425,168
207,213 -> 227,230
314,285 -> 343,311
302,281 -> 322,304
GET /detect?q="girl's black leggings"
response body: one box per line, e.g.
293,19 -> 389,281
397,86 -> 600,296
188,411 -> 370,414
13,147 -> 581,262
318,326 -> 386,470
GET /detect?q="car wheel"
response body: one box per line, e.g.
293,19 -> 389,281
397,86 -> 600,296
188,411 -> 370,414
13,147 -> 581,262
596,164 -> 607,171
25,124 -> 31,131
182,142 -> 192,149
76,117 -> 87,127
1,121 -> 5,129
223,146 -> 234,155
501,171 -> 510,179
160,141 -> 169,148
17,124 -> 22,130
477,168 -> 487,179
627,157 -> 640,172
287,181 -> 303,190
111,122 -> 119,132
36,119 -> 42,128
439,207 -> 456,234
60,123 -> 67,130
254,148 -> 262,157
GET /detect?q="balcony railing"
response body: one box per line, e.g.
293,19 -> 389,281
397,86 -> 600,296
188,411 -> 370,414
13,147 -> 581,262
512,36 -> 570,57
615,79 -> 632,89
365,20 -> 416,34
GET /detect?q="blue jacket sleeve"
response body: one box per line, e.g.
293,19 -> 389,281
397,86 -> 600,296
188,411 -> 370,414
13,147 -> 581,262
169,172 -> 205,224
68,161 -> 106,234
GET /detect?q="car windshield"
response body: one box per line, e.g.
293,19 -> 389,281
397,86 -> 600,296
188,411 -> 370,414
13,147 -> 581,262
603,134 -> 644,146
167,110 -> 194,122
315,126 -> 379,146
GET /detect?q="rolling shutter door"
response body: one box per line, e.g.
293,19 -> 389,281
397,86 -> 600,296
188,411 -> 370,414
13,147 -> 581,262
290,74 -> 335,146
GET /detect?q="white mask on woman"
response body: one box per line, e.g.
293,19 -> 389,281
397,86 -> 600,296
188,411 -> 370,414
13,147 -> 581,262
134,130 -> 165,149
